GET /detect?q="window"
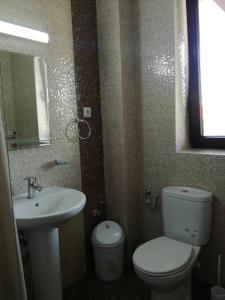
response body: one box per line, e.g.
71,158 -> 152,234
187,0 -> 225,149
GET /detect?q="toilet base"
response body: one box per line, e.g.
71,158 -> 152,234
151,276 -> 191,300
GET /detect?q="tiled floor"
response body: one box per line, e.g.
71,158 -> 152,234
63,270 -> 211,300
63,271 -> 150,300
192,278 -> 211,300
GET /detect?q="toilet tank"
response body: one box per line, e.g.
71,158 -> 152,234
162,186 -> 213,246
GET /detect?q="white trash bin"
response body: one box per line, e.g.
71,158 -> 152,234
92,221 -> 125,281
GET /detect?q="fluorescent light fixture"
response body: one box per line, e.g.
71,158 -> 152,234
0,21 -> 49,43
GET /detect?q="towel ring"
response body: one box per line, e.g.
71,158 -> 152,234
66,118 -> 91,140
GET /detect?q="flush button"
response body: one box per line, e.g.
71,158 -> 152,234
181,189 -> 188,193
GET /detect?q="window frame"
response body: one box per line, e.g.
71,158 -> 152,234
186,0 -> 225,149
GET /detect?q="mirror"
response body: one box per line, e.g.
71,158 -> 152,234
0,50 -> 50,149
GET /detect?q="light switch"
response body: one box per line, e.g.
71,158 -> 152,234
83,107 -> 91,118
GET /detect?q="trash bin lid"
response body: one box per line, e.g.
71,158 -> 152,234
92,221 -> 124,247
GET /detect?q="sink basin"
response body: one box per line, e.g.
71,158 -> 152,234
13,186 -> 86,230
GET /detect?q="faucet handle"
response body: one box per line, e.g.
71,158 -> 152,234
24,176 -> 37,184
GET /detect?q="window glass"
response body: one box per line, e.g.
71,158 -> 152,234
198,0 -> 225,137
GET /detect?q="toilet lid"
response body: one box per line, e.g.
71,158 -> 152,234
133,236 -> 193,275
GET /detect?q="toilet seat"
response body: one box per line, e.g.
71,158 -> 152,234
133,236 -> 194,277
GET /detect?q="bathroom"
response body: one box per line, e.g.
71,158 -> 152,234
0,0 -> 225,299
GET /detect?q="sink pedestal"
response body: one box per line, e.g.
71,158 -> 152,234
14,187 -> 86,300
28,228 -> 62,300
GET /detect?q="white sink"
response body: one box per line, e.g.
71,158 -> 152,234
13,186 -> 86,300
13,186 -> 86,230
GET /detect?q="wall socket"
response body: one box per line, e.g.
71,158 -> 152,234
83,107 -> 91,118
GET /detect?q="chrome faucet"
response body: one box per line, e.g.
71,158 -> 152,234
24,177 -> 42,199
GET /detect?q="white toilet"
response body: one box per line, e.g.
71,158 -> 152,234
133,186 -> 213,300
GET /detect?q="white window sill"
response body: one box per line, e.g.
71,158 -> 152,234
177,148 -> 225,157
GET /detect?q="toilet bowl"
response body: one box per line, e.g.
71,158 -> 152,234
133,236 -> 201,300
133,186 -> 213,300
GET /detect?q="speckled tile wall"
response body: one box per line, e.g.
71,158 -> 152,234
2,0 -> 224,291
96,0 -> 141,260
71,0 -> 105,267
0,0 -> 86,288
134,0 -> 225,286
97,0 -> 225,286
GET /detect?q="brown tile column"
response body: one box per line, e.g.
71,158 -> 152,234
71,0 -> 105,268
